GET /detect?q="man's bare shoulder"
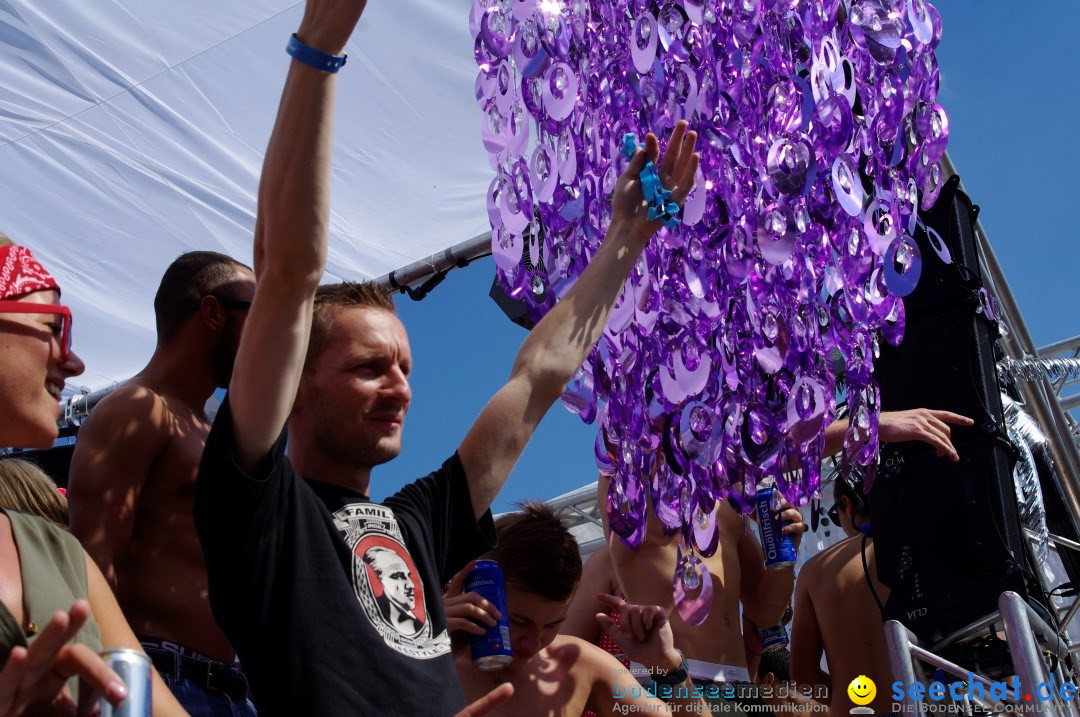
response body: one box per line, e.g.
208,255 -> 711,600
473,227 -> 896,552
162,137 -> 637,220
81,384 -> 170,437
801,535 -> 862,580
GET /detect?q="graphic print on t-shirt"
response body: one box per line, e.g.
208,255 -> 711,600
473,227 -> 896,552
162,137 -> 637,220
333,503 -> 451,659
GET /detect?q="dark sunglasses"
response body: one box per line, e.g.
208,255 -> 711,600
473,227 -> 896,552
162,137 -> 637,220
826,500 -> 842,527
189,297 -> 253,311
0,300 -> 73,360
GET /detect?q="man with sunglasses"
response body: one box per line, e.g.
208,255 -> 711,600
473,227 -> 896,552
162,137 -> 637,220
67,251 -> 258,715
790,468 -> 894,717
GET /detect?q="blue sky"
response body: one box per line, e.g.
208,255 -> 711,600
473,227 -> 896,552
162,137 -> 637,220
373,1 -> 1080,512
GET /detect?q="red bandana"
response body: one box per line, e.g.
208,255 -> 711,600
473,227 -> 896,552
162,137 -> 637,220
0,246 -> 59,300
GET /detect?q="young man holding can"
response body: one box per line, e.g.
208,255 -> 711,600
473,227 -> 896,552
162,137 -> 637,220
191,0 -> 700,714
445,503 -> 709,716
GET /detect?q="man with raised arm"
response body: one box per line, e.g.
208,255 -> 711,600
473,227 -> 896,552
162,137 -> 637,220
191,0 -> 700,713
602,409 -> 972,715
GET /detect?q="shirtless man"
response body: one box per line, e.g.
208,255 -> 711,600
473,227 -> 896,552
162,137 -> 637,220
790,469 -> 890,717
604,409 -> 973,714
446,503 -> 708,716
562,544 -> 623,647
67,251 -> 255,714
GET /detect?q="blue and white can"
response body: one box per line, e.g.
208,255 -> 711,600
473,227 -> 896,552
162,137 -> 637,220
757,621 -> 789,652
466,560 -> 513,670
755,487 -> 797,569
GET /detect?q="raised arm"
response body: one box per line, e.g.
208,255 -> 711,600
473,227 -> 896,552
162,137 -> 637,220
229,0 -> 368,473
68,387 -> 169,588
824,409 -> 973,461
459,123 -> 699,517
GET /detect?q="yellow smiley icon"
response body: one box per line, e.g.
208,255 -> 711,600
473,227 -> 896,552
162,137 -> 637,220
847,675 -> 876,706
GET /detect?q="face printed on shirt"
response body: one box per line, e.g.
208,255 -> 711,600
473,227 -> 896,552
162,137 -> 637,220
337,503 -> 448,658
368,548 -> 417,611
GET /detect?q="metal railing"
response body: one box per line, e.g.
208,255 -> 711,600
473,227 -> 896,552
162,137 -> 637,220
885,592 -> 1078,717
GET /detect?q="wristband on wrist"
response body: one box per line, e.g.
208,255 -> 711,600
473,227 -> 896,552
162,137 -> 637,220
652,650 -> 690,687
286,34 -> 347,73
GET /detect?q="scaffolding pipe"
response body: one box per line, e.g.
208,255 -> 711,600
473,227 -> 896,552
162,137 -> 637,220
885,621 -> 922,713
1038,336 -> 1080,359
941,153 -> 1080,540
1000,591 -> 1063,717
373,232 -> 492,294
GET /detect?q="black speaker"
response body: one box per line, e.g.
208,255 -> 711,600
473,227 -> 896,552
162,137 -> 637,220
871,175 -> 1029,640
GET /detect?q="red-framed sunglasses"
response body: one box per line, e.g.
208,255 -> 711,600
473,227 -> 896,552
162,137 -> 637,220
0,300 -> 73,360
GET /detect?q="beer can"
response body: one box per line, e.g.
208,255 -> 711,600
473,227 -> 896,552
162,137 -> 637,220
87,649 -> 152,717
465,560 -> 513,670
756,621 -> 789,652
755,487 -> 797,569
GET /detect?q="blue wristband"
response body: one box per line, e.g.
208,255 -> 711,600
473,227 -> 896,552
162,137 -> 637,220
286,34 -> 347,73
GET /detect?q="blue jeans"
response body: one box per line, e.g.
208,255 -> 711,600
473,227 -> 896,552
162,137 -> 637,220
160,673 -> 257,717
144,645 -> 256,717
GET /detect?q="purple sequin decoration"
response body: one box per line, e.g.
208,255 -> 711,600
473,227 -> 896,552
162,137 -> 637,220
473,0 -> 945,562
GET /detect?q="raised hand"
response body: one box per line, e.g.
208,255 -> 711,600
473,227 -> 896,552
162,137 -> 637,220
0,600 -> 127,716
879,409 -> 974,462
443,562 -> 502,636
595,593 -> 682,674
611,120 -> 700,243
296,0 -> 369,55
453,683 -> 514,717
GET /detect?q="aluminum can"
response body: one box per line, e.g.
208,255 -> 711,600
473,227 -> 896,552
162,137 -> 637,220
86,649 -> 152,716
755,487 -> 797,569
466,560 -> 513,670
756,621 -> 789,652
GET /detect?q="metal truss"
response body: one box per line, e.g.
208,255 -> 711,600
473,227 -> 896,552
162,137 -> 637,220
886,592 -> 1078,717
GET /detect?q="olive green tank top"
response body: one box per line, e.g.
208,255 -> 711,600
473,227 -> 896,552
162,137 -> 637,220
0,508 -> 102,670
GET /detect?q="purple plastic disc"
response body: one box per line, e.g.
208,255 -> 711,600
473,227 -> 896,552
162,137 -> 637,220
543,62 -> 578,122
608,469 -> 647,549
883,235 -> 922,297
767,135 -> 816,197
924,223 -> 952,265
907,0 -> 934,45
831,156 -> 864,216
514,17 -> 549,78
480,7 -> 516,59
673,549 -> 713,626
691,502 -> 719,557
631,13 -> 659,75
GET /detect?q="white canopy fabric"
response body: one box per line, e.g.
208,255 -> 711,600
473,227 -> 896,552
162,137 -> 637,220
0,0 -> 490,391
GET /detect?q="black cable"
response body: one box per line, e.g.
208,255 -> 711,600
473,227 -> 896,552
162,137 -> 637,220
862,534 -> 885,615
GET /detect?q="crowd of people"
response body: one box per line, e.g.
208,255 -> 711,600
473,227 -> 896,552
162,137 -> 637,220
0,0 -> 977,714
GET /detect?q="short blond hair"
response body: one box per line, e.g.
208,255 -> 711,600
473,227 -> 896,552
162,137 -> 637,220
305,282 -> 396,371
0,458 -> 68,526
0,232 -> 14,247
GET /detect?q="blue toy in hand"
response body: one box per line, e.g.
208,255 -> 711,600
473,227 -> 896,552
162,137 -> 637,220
621,133 -> 681,230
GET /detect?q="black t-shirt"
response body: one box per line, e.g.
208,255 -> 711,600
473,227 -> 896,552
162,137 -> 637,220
194,396 -> 496,716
